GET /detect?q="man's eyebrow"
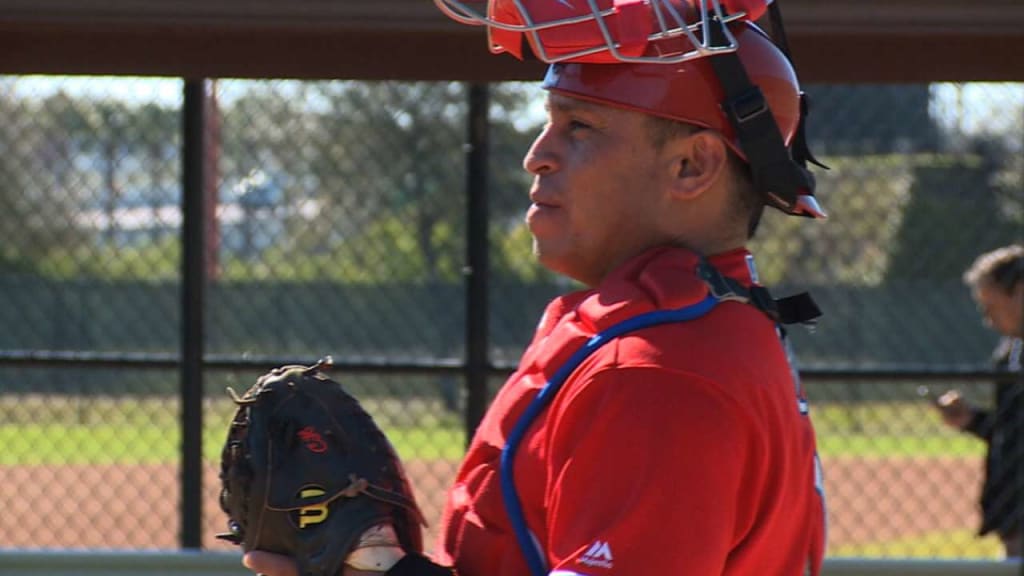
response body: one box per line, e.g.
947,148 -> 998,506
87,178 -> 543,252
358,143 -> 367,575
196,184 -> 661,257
544,96 -> 601,115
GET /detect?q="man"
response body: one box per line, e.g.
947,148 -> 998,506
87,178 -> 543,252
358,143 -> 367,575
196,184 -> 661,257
246,1 -> 827,574
935,244 -> 1024,558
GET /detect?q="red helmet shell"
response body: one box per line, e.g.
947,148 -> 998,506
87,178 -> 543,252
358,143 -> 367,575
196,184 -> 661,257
542,22 -> 800,158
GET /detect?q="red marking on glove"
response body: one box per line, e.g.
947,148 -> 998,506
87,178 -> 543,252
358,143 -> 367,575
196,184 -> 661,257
298,426 -> 328,453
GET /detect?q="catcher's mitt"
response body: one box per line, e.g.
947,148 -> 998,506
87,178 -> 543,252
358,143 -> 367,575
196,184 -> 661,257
217,358 -> 425,576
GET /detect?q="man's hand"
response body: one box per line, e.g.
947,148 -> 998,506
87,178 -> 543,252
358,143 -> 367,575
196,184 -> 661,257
243,550 -> 299,576
934,389 -> 974,430
343,524 -> 406,571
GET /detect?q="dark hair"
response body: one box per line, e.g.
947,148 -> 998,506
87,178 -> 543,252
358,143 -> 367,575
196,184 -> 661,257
645,116 -> 764,238
963,244 -> 1024,294
726,151 -> 765,239
646,115 -> 697,150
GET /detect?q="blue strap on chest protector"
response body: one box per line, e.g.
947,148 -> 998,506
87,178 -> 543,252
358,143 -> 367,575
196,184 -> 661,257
499,293 -> 720,576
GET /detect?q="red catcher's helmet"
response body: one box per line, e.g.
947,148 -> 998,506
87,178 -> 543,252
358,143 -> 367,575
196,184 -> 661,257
542,22 -> 800,157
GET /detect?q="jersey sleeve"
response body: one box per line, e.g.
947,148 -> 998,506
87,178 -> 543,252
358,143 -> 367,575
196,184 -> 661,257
542,365 -> 762,575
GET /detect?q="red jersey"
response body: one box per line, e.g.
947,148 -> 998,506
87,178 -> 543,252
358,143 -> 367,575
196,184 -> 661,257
437,246 -> 826,575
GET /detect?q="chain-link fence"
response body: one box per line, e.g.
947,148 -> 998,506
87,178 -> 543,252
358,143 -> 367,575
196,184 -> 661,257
0,76 -> 1021,559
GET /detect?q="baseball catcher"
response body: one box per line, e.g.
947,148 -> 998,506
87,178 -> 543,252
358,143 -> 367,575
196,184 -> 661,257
217,358 -> 426,576
241,0 -> 829,574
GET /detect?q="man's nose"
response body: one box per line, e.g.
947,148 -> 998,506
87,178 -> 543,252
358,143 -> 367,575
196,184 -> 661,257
522,128 -> 559,175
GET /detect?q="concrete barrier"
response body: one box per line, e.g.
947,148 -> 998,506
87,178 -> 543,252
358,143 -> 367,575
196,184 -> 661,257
0,550 -> 1019,576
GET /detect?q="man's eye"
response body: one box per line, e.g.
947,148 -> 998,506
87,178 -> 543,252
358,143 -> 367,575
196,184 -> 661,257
568,119 -> 591,131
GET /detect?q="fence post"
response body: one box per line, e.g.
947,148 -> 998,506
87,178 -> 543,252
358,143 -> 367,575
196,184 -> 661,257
464,83 -> 490,443
181,78 -> 209,549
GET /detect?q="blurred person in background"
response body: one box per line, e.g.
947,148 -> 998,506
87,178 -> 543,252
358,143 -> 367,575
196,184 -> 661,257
935,244 -> 1024,558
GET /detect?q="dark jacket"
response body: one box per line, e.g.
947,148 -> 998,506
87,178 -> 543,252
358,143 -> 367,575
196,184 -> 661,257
965,337 -> 1024,537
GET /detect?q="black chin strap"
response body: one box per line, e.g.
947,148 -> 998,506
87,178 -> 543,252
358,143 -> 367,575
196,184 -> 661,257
705,6 -> 826,217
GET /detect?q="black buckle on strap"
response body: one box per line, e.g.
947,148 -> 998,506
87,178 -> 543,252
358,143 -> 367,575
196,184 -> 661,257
726,88 -> 770,124
775,292 -> 822,326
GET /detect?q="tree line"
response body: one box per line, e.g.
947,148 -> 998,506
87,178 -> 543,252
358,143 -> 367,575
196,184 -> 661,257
0,78 -> 1020,288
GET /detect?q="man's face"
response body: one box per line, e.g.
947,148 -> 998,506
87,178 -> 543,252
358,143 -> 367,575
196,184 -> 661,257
975,281 -> 1024,338
521,93 -> 675,286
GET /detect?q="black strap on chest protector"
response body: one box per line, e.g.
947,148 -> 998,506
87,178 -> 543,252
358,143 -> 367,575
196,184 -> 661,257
696,259 -> 821,327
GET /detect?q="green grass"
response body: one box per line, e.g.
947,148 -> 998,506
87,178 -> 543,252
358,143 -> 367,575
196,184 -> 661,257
0,421 -> 465,465
812,401 -> 987,458
829,529 -> 1003,560
0,394 -> 466,465
0,423 -> 182,465
0,423 -> 977,464
817,435 -> 985,458
0,396 -> 986,465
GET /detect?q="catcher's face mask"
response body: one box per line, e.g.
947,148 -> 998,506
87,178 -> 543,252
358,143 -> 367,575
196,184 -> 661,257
434,0 -> 826,219
432,0 -> 767,64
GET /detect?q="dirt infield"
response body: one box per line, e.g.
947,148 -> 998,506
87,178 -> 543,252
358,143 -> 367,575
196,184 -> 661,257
0,459 -> 460,550
823,456 -> 983,547
0,455 -> 984,552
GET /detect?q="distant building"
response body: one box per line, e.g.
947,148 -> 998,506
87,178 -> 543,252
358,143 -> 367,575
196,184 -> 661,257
74,170 -> 321,256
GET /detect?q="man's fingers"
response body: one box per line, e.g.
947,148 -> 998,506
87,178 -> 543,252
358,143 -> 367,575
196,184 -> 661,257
243,551 -> 300,576
936,389 -> 963,408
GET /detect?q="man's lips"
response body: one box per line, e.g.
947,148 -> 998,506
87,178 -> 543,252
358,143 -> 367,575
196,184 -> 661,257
527,184 -> 562,228
528,189 -> 560,209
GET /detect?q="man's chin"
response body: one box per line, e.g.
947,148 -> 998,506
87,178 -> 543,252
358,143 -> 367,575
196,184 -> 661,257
533,245 -> 563,272
533,248 -> 592,286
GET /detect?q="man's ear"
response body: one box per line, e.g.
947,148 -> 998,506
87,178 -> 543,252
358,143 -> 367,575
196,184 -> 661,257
667,131 -> 728,200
